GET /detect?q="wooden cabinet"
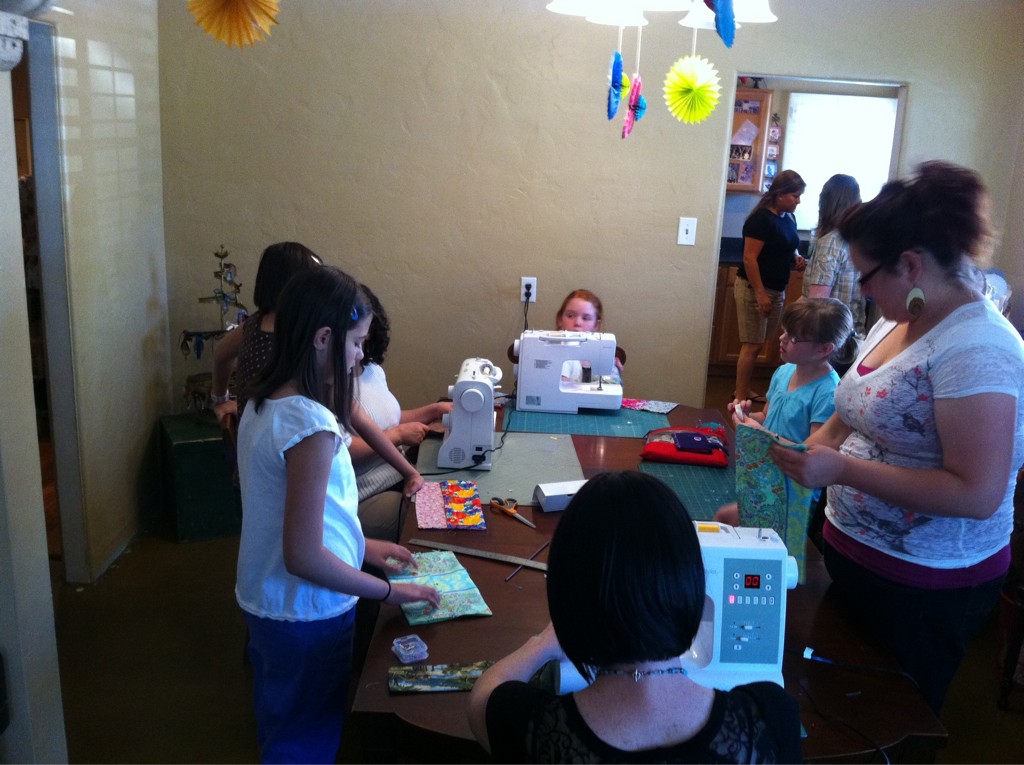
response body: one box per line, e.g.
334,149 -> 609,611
708,265 -> 803,370
727,88 -> 773,194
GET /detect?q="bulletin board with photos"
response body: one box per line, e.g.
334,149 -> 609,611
727,88 -> 773,194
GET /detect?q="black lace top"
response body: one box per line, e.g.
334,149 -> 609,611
485,680 -> 801,764
236,312 -> 275,417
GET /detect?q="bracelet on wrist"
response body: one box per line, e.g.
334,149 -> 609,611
379,580 -> 392,602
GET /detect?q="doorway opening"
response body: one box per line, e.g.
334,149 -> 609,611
704,74 -> 906,415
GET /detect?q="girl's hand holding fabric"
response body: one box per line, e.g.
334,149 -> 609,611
401,471 -> 425,498
391,581 -> 441,609
770,442 -> 842,488
365,540 -> 416,573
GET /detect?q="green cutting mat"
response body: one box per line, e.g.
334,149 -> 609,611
639,462 -> 736,521
416,432 -> 583,506
503,404 -> 669,438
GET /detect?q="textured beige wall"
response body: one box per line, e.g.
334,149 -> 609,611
158,0 -> 1024,412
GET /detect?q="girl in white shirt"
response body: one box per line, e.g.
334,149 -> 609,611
236,266 -> 439,763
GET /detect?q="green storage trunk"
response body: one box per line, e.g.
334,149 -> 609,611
159,412 -> 242,541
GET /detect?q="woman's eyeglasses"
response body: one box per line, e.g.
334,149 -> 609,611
857,261 -> 887,287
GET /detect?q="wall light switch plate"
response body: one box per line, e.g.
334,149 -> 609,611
677,217 -> 697,246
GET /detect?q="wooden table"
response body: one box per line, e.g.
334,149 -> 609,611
349,404 -> 947,762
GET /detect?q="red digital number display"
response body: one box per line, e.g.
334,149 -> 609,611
744,574 -> 761,589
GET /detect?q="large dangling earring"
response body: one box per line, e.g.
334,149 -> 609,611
906,287 -> 926,317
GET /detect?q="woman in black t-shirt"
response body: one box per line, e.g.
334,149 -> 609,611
734,171 -> 806,403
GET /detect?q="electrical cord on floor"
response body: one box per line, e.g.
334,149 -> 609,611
798,646 -> 921,688
797,676 -> 891,765
793,645 -> 929,765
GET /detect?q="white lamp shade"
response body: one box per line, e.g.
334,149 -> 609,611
545,0 -> 590,16
733,0 -> 777,22
678,1 -> 741,30
584,1 -> 648,26
639,1 -> 691,10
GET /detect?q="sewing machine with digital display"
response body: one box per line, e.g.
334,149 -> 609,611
556,522 -> 798,692
513,330 -> 622,414
437,357 -> 502,470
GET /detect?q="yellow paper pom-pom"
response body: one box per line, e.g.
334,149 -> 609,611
188,0 -> 280,48
620,72 -> 631,99
663,55 -> 722,124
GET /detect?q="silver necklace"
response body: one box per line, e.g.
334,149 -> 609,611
596,667 -> 688,682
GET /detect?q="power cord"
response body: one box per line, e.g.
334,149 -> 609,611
799,647 -> 921,687
793,645 -> 926,765
797,676 -> 891,765
418,397 -> 513,477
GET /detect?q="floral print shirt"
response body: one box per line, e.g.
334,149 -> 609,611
826,299 -> 1024,567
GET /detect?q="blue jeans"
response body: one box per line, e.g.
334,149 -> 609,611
245,608 -> 356,764
823,543 -> 1003,714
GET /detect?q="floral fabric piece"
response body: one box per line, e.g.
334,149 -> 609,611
621,398 -> 679,414
387,661 -> 494,693
414,480 -> 487,530
735,425 -> 813,583
388,551 -> 493,625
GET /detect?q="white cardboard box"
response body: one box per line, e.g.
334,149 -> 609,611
534,479 -> 588,512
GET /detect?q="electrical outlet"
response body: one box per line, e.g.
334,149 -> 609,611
520,277 -> 537,303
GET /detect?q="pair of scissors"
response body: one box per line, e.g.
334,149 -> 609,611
489,497 -> 536,529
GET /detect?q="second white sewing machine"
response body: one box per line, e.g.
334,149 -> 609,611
513,330 -> 622,414
437,357 -> 503,470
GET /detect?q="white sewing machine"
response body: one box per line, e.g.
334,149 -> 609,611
513,330 -> 622,414
555,523 -> 798,693
437,358 -> 503,470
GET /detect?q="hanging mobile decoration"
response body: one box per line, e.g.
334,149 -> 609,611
621,24 -> 647,139
704,0 -> 736,48
607,50 -> 624,119
187,0 -> 280,48
663,55 -> 721,124
622,75 -> 646,138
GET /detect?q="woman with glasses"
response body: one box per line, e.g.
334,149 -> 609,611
770,161 -> 1024,714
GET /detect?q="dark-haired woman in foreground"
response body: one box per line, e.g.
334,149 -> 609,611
467,470 -> 801,763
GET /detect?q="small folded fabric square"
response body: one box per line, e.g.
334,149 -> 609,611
414,482 -> 447,529
440,480 -> 486,529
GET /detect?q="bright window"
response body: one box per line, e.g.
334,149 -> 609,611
783,93 -> 899,231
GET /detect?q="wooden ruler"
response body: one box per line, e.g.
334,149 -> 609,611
407,538 -> 548,572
